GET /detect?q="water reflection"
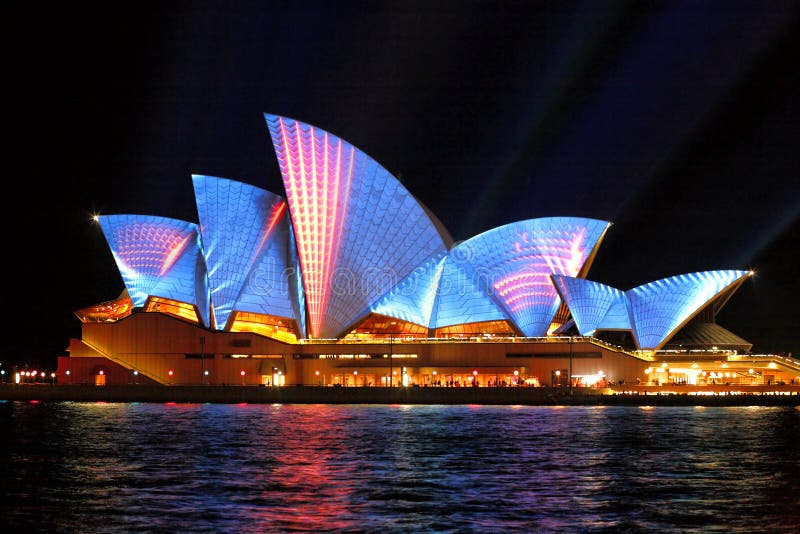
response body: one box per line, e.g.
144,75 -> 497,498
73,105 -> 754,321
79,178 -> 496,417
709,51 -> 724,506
1,402 -> 798,532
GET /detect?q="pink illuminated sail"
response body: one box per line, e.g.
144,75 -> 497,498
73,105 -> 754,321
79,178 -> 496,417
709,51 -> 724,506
266,114 -> 448,338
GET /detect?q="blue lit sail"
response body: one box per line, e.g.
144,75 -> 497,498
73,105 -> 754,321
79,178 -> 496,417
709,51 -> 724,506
98,214 -> 210,326
627,270 -> 751,350
551,275 -> 626,335
449,217 -> 610,337
369,252 -> 447,329
192,175 -> 292,330
431,245 -> 512,330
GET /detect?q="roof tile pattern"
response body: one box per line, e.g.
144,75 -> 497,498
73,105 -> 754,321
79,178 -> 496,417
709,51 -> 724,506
555,270 -> 750,349
266,114 -> 448,338
98,215 -> 209,325
370,252 -> 447,328
551,275 -> 626,335
193,175 -> 290,329
452,218 -> 610,337
432,246 -> 512,329
627,270 -> 749,350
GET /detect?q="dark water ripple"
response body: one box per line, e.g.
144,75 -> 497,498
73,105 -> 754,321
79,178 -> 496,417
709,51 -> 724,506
1,401 -> 798,532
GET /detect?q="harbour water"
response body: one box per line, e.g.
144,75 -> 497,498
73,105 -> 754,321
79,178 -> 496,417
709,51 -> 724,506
1,401 -> 798,532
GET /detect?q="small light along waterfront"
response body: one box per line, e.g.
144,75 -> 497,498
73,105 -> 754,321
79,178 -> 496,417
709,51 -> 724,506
2,383 -> 799,406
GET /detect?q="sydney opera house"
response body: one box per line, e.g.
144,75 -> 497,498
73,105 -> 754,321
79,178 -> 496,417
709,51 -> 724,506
57,114 -> 799,388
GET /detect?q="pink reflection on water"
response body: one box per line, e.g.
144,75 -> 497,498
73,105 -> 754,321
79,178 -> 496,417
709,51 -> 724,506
243,405 -> 358,531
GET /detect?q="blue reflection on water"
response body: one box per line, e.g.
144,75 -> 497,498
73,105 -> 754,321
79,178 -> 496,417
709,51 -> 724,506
1,403 -> 798,532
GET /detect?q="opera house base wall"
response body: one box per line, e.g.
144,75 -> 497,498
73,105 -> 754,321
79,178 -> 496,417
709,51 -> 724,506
57,312 -> 651,388
57,313 -> 800,391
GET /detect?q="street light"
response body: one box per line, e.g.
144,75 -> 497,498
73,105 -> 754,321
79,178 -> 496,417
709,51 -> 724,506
569,336 -> 574,395
388,328 -> 395,387
388,321 -> 401,387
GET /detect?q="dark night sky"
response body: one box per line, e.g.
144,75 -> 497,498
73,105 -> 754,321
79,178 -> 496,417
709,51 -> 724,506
8,1 -> 799,368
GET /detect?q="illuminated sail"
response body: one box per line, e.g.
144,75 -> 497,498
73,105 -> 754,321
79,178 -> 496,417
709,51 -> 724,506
193,175 -> 297,330
451,218 -> 610,337
627,270 -> 750,350
98,214 -> 209,326
266,114 -> 448,338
